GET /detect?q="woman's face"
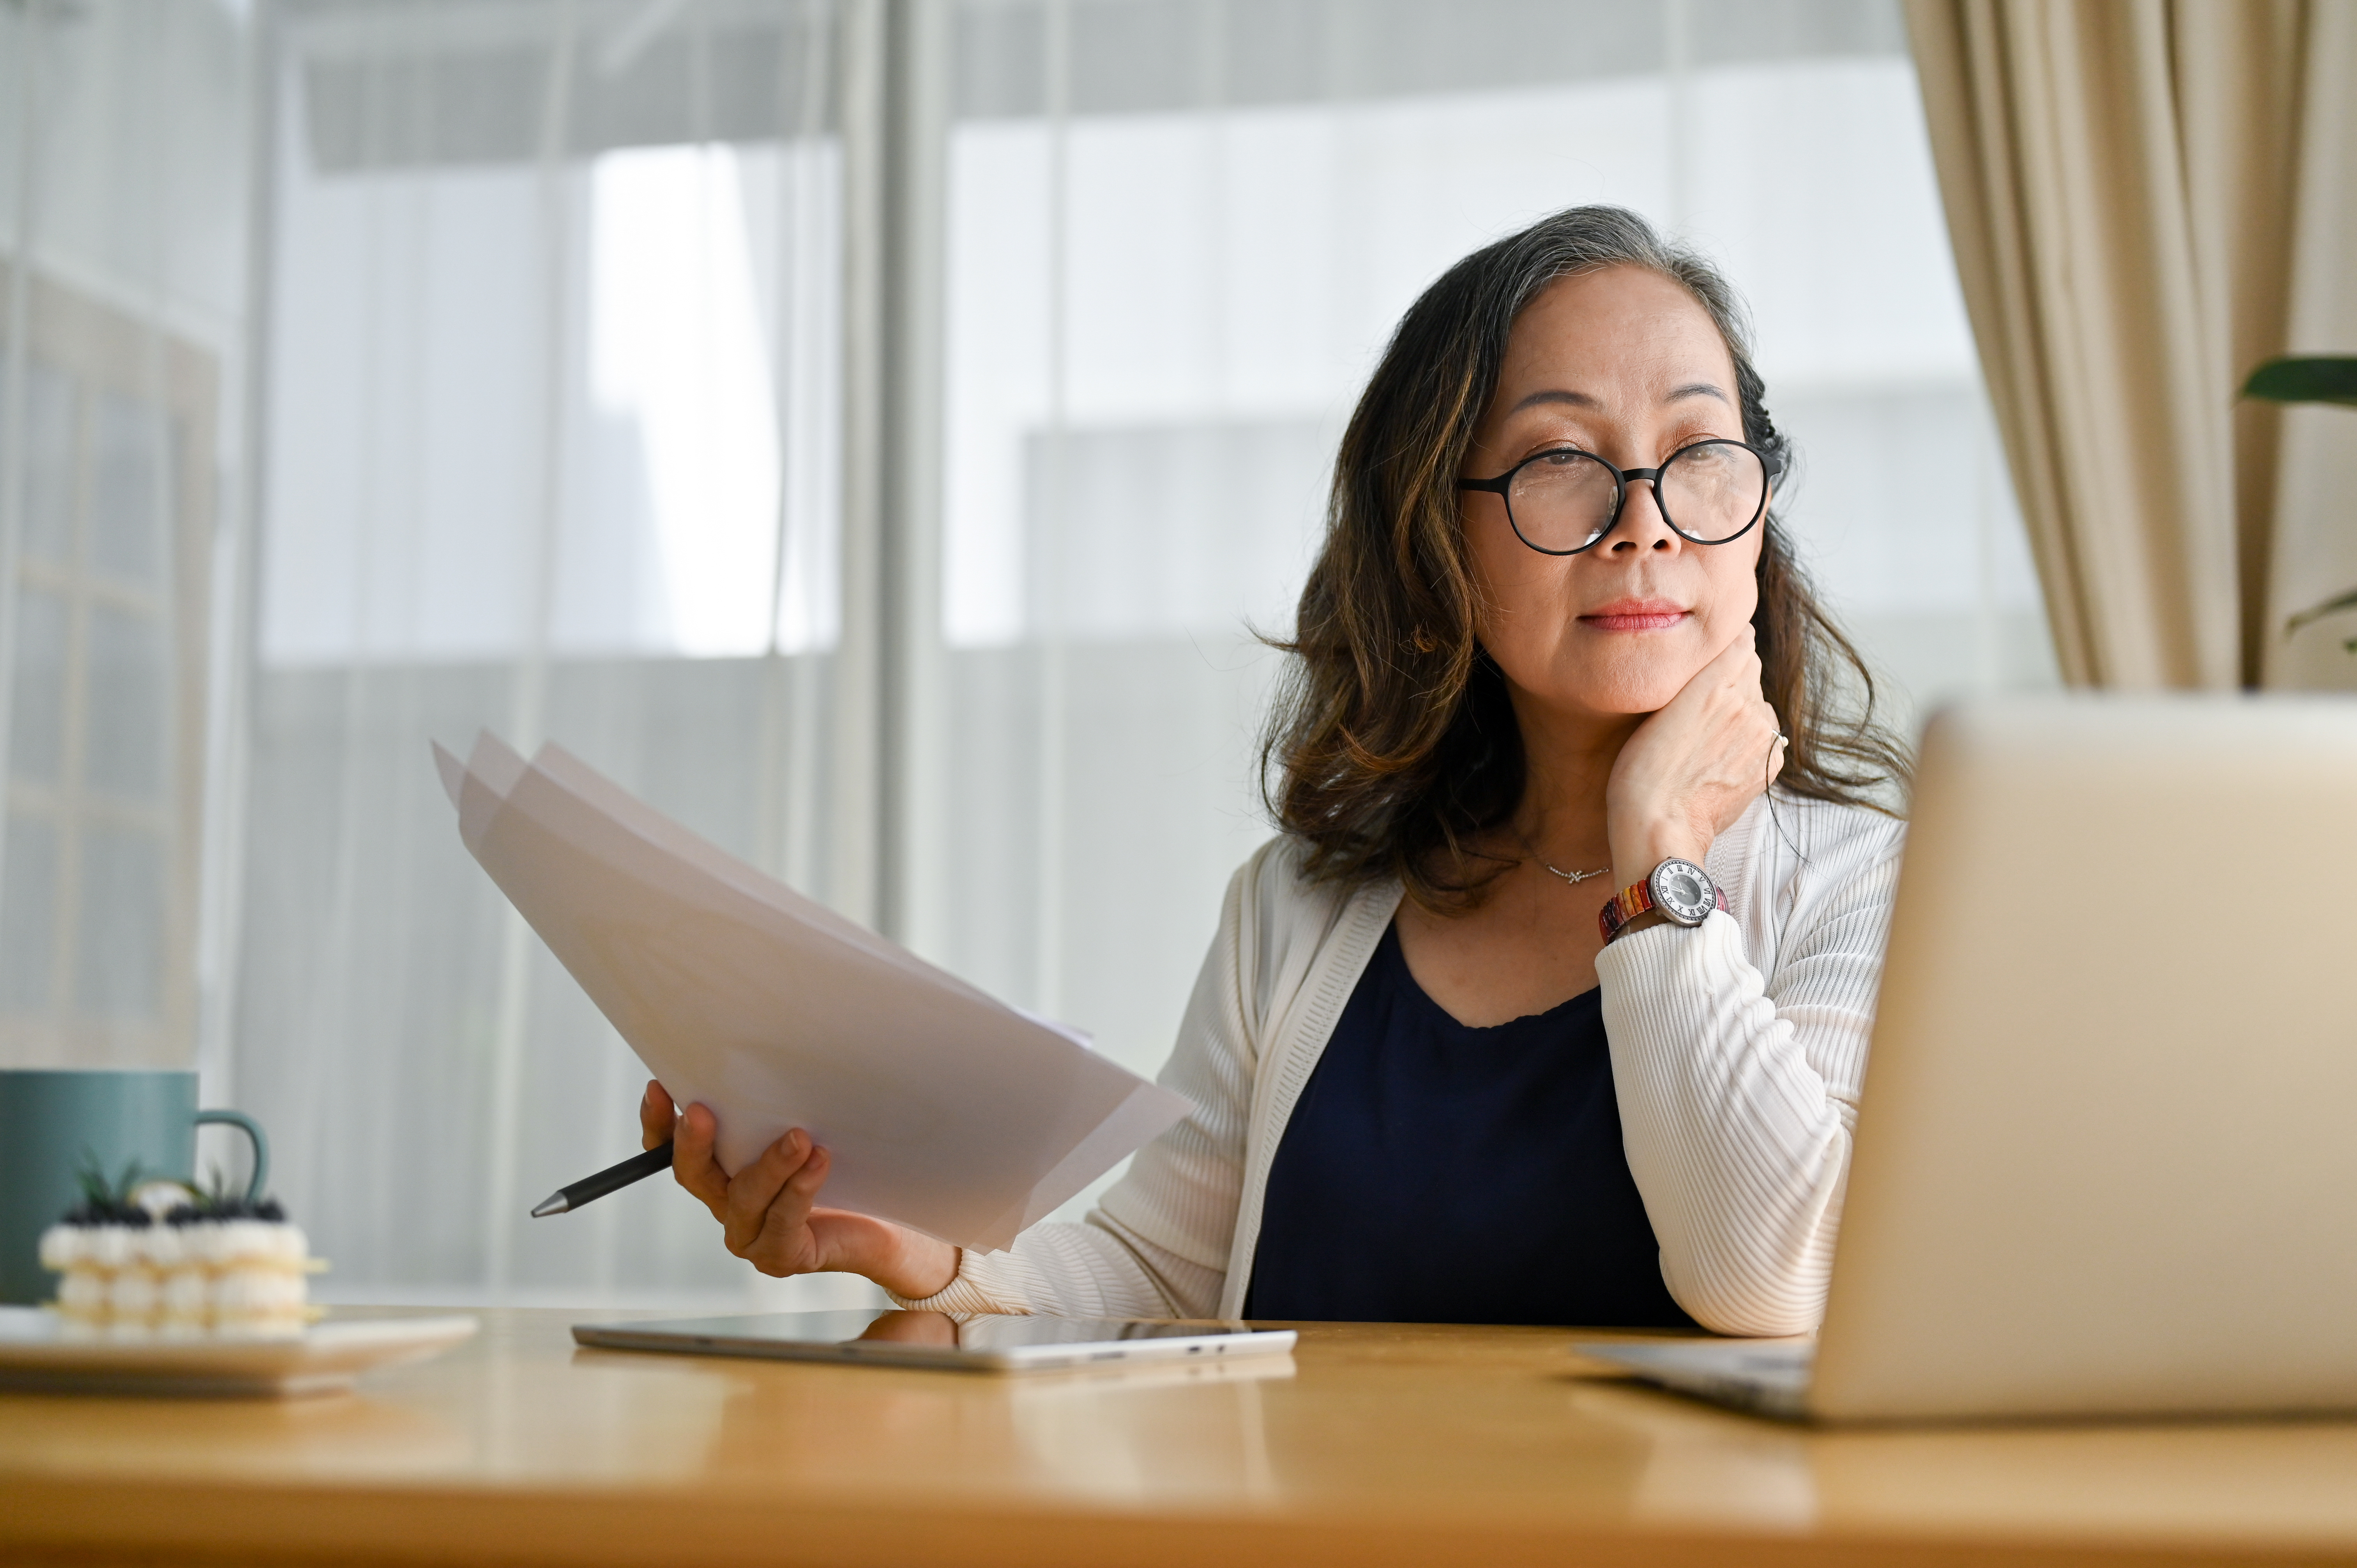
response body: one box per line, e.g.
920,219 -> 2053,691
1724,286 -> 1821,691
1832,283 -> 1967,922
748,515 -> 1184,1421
1459,265 -> 1765,723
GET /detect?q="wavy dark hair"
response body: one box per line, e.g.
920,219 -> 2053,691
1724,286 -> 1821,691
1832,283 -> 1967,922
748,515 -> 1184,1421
1261,205 -> 1909,912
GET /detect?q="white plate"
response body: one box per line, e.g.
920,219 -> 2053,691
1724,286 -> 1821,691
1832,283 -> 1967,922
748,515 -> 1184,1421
0,1307 -> 477,1397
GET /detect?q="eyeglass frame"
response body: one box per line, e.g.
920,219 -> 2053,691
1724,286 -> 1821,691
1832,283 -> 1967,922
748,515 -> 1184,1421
1456,438 -> 1786,556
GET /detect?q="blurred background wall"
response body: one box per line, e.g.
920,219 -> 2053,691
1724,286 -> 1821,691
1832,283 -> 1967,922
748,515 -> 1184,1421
0,0 -> 2055,1308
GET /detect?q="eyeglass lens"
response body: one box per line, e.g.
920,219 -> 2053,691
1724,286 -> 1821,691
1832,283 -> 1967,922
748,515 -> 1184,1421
1505,441 -> 1766,553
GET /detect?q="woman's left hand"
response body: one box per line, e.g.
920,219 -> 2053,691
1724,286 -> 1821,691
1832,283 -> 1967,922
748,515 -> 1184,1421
1604,625 -> 1785,887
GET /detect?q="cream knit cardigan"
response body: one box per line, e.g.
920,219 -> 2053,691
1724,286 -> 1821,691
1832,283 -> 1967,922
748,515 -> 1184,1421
894,790 -> 1905,1337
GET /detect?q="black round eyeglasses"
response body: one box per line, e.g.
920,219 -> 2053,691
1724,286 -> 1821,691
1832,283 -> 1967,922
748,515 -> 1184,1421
1456,439 -> 1784,556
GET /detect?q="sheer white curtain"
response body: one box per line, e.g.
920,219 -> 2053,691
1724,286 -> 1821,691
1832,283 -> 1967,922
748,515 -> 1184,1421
915,0 -> 2057,1222
0,5 -> 245,1077
2,0 -> 2055,1309
0,0 -> 875,1311
227,0 -> 869,1307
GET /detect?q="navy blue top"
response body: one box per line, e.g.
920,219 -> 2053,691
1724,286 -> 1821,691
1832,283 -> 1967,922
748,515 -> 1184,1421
1243,922 -> 1698,1327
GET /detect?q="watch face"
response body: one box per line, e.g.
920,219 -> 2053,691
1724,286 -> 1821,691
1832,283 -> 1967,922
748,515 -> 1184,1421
1650,859 -> 1715,924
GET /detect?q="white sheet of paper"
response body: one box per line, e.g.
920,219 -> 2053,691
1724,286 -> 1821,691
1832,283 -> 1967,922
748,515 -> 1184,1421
436,733 -> 1191,1252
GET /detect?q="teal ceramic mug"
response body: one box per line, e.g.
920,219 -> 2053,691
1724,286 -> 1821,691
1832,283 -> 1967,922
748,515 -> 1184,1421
0,1069 -> 269,1305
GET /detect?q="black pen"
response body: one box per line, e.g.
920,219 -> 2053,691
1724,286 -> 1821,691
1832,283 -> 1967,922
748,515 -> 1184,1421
530,1141 -> 674,1217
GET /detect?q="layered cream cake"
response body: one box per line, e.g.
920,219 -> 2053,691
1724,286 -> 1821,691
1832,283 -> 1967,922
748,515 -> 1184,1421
40,1182 -> 319,1338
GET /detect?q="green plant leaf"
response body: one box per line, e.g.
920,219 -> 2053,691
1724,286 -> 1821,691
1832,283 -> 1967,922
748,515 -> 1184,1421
2285,585 -> 2357,635
65,1150 -> 153,1223
73,1151 -> 114,1209
2242,356 -> 2357,405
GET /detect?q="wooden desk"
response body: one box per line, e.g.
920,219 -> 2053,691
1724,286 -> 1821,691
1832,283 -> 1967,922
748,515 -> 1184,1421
5,1308 -> 2357,1568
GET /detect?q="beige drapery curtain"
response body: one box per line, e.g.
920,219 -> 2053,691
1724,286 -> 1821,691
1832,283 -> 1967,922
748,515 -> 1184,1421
2269,2 -> 2357,690
1904,0 -> 2315,690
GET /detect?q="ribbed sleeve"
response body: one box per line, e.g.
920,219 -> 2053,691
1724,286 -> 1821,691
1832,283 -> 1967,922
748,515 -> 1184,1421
1596,794 -> 1904,1335
887,1211 -> 1219,1317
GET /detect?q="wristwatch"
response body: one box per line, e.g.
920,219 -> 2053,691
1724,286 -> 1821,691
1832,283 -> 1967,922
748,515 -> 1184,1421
1598,858 -> 1727,944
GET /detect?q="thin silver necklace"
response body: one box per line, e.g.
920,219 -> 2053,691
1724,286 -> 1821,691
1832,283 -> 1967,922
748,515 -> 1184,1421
1518,830 -> 1609,885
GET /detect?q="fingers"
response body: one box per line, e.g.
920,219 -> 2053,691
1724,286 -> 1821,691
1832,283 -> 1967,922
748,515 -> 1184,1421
669,1105 -> 836,1280
671,1102 -> 731,1222
739,1144 -> 834,1277
1715,625 -> 1765,702
667,1105 -> 836,1277
1608,625 -> 1783,866
1652,632 -> 1766,752
640,1080 -> 676,1151
1655,625 -> 1760,726
723,1129 -> 824,1261
1694,625 -> 1772,734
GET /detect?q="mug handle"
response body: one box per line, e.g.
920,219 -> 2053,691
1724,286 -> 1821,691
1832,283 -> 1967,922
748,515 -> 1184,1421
193,1110 -> 270,1206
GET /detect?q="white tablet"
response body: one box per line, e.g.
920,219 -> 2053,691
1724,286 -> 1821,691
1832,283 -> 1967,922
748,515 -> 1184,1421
572,1309 -> 1297,1372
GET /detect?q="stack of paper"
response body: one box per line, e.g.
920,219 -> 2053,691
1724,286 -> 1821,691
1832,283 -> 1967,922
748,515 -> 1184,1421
435,734 -> 1191,1252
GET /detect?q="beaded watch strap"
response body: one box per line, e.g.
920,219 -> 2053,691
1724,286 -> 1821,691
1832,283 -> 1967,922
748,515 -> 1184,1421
1598,874 -> 1729,944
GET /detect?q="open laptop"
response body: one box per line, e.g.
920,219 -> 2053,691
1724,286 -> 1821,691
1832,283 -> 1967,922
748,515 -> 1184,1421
1581,694 -> 2357,1423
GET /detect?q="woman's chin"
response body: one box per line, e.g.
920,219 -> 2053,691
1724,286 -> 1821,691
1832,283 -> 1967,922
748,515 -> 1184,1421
1546,659 -> 1706,719
1518,680 -> 1689,721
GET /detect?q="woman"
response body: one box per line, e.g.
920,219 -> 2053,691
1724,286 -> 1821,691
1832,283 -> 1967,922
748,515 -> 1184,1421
640,206 -> 1908,1336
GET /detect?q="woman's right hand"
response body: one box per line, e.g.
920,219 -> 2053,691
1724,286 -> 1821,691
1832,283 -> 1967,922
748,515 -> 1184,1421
1603,625 -> 1784,889
640,1081 -> 960,1301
